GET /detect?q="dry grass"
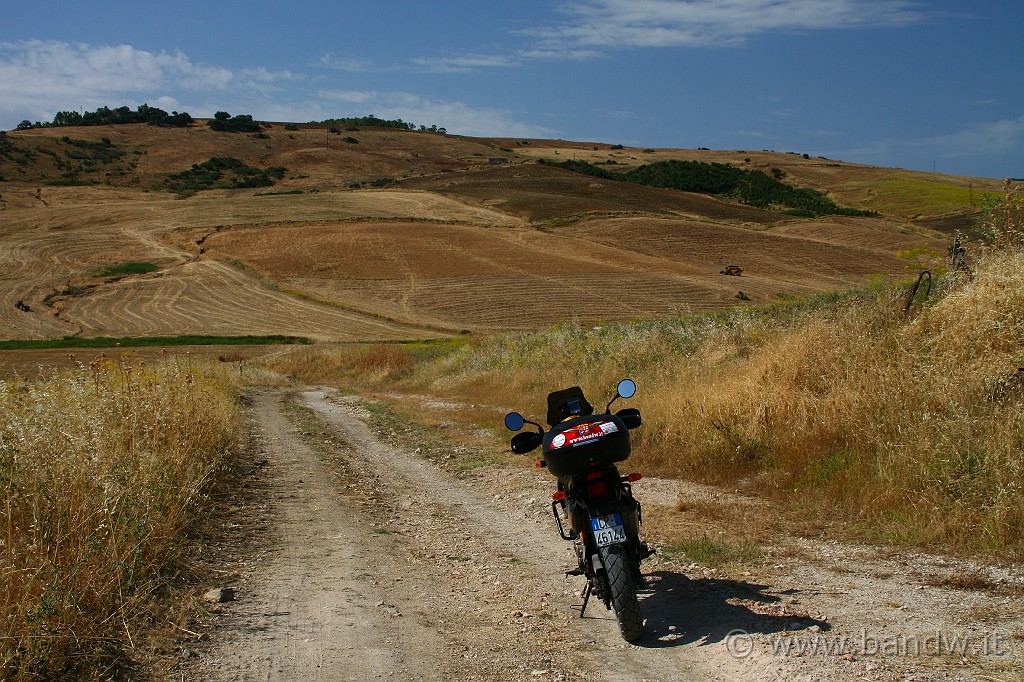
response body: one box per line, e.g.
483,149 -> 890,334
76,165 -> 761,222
265,339 -> 466,386
921,570 -> 1001,592
0,356 -> 240,679
382,184 -> 1024,556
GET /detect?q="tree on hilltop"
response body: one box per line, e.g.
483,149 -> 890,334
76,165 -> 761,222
208,112 -> 263,133
38,104 -> 194,128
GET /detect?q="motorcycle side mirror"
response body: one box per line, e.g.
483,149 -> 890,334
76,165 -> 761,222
616,407 -> 642,430
606,378 -> 637,413
504,412 -> 526,431
617,379 -> 636,399
511,431 -> 543,454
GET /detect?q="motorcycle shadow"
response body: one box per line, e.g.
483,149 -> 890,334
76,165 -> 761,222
631,570 -> 831,649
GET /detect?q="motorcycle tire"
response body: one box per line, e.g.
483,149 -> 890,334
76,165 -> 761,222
600,544 -> 643,642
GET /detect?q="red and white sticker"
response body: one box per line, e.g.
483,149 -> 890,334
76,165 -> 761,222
549,420 -> 618,449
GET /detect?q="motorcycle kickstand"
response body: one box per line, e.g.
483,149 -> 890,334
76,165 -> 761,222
578,580 -> 592,618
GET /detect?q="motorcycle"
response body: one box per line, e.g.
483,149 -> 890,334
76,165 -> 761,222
504,379 -> 652,642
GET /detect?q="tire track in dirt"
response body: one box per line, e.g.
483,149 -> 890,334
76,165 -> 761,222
193,389 -> 738,681
191,391 -> 453,680
192,389 -> 1024,681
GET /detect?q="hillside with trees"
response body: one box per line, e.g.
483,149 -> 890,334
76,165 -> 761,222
162,157 -> 286,193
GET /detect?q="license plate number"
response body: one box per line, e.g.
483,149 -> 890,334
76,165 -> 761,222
591,513 -> 626,547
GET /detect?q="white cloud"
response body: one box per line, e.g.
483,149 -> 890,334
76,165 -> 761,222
388,97 -> 554,138
0,40 -> 290,122
814,114 -> 1024,175
927,115 -> 1024,155
313,90 -> 554,137
401,1 -> 928,72
770,108 -> 797,119
412,54 -> 521,73
604,110 -> 641,120
319,53 -> 379,72
318,89 -> 378,104
148,95 -> 186,112
526,0 -> 928,51
518,48 -> 605,61
0,40 -> 550,140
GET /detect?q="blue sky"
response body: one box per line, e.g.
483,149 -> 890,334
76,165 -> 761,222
2,1 -> 1021,179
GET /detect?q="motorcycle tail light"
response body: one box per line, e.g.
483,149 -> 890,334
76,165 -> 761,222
627,472 -> 643,482
587,481 -> 608,498
552,490 -> 567,501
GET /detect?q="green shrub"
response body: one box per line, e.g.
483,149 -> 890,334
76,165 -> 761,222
207,112 -> 262,133
162,158 -> 287,193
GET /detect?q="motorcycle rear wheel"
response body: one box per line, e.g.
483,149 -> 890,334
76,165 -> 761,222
600,544 -> 643,641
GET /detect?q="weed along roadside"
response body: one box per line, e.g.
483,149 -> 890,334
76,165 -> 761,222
0,357 -> 244,679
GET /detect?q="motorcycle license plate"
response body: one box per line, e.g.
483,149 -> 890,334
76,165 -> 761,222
591,513 -> 626,547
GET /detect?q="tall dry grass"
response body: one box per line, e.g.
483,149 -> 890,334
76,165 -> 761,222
0,356 -> 240,679
264,339 -> 467,386
252,185 -> 1024,554
404,183 -> 1024,554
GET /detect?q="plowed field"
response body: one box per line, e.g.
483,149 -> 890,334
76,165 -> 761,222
201,212 -> 929,331
0,123 -> 954,346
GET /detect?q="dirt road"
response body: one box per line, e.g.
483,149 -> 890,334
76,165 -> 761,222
184,389 -> 1022,681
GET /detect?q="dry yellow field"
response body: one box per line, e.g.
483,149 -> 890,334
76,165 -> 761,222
0,121 -> 981,352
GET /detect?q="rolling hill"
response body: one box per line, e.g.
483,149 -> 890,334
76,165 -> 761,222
0,120 -> 1002,346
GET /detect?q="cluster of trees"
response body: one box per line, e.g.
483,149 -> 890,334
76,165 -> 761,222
311,115 -> 446,133
207,112 -> 264,133
12,108 -> 449,136
539,158 -> 876,217
18,104 -> 193,130
60,136 -> 125,164
162,157 -> 286,193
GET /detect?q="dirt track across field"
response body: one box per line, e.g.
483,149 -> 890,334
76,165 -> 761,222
184,390 -> 1023,681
